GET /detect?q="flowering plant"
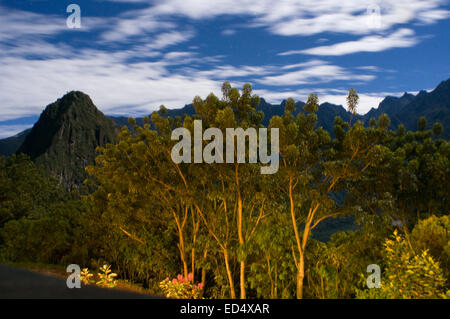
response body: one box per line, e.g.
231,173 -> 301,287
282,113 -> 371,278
159,273 -> 204,298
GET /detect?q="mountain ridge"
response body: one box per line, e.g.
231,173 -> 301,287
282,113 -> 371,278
1,78 -> 450,158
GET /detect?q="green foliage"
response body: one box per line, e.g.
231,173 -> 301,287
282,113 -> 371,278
304,215 -> 392,299
285,97 -> 296,113
346,88 -> 359,116
357,230 -> 447,299
80,268 -> 94,285
303,93 -> 319,113
78,265 -> 117,288
0,200 -> 89,265
247,213 -> 296,298
96,264 -> 118,288
0,154 -> 64,228
377,113 -> 391,130
418,116 -> 427,132
411,215 -> 450,279
433,122 -> 443,136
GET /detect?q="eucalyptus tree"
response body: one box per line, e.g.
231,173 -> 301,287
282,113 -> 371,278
268,94 -> 382,298
346,88 -> 359,125
191,83 -> 268,299
85,112 -> 205,282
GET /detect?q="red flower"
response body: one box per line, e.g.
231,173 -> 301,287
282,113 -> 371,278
188,273 -> 193,282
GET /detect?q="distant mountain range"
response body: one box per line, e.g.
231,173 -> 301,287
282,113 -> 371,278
0,128 -> 31,157
363,79 -> 450,132
1,78 -> 449,188
113,78 -> 450,135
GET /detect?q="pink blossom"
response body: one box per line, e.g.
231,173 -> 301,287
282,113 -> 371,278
188,273 -> 193,282
177,274 -> 183,281
198,282 -> 204,289
172,278 -> 178,283
165,277 -> 169,281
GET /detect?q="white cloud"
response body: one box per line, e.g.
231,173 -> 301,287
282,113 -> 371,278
257,61 -> 375,86
100,17 -> 176,42
98,0 -> 449,42
281,59 -> 327,70
145,0 -> 449,36
284,28 -> 418,56
0,44 -> 377,122
0,52 -> 223,120
417,9 -> 450,24
222,29 -> 236,36
254,88 -> 404,114
0,7 -> 66,41
0,125 -> 32,139
146,30 -> 195,49
356,66 -> 380,72
196,65 -> 275,79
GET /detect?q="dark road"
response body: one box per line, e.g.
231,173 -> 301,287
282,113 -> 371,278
0,264 -> 158,299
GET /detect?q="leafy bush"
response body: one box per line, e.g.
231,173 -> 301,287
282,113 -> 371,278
159,273 -> 204,298
96,264 -> 118,288
80,268 -> 94,285
78,265 -> 117,288
357,230 -> 447,299
411,215 -> 450,279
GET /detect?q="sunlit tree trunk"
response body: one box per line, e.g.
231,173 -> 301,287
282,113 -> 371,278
297,253 -> 305,299
173,207 -> 189,278
236,163 -> 246,299
288,176 -> 304,299
223,248 -> 236,299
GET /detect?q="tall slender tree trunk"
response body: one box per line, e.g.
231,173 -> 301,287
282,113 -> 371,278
191,207 -> 199,280
174,209 -> 188,278
179,232 -> 188,277
200,248 -> 208,298
238,194 -> 245,299
288,176 -> 304,299
236,164 -> 246,299
297,252 -> 305,299
201,248 -> 208,285
223,248 -> 236,299
240,261 -> 245,299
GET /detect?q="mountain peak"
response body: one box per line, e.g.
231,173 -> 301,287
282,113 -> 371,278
401,92 -> 414,98
42,91 -> 100,120
17,91 -> 118,189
